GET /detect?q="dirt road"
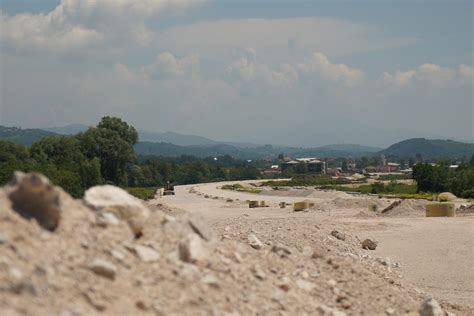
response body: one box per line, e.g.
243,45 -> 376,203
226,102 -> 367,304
158,180 -> 474,308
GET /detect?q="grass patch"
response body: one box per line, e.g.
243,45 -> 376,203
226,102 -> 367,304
322,182 -> 434,200
221,183 -> 262,194
126,187 -> 156,200
263,175 -> 352,187
377,174 -> 411,181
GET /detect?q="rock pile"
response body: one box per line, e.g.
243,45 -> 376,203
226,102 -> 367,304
0,173 -> 468,315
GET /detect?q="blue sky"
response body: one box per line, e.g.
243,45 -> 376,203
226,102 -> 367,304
1,0 -> 472,146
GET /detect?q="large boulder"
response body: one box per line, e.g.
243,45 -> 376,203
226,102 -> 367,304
7,172 -> 62,231
84,185 -> 150,237
438,192 -> 457,202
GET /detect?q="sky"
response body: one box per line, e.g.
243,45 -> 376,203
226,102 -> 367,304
0,0 -> 472,147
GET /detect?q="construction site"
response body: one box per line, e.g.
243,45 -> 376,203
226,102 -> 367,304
1,173 -> 473,315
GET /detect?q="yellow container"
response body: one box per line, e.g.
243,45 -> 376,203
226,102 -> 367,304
426,203 -> 456,217
249,201 -> 259,208
293,201 -> 309,212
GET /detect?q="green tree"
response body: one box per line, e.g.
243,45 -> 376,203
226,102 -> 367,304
341,160 -> 348,172
78,117 -> 137,186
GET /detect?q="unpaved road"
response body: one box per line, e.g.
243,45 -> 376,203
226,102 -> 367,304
158,180 -> 474,307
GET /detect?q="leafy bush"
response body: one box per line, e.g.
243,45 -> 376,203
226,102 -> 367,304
221,183 -> 262,194
264,175 -> 350,187
126,187 -> 156,200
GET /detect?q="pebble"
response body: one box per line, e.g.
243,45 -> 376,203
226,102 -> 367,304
248,234 -> 264,250
361,238 -> 378,250
271,243 -> 292,256
296,279 -> 315,291
252,265 -> 266,280
330,230 -> 346,241
200,274 -> 220,288
88,259 -> 117,280
179,233 -> 208,264
418,298 -> 444,316
131,245 -> 160,262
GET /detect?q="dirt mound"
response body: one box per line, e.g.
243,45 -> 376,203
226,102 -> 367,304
0,175 -> 468,315
380,199 -> 428,217
457,204 -> 474,216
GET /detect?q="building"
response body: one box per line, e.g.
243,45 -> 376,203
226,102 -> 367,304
281,158 -> 326,174
387,162 -> 400,172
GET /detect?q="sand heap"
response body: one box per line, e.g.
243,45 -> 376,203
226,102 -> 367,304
0,173 -> 461,315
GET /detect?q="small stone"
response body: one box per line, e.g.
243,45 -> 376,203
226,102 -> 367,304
316,304 -> 347,316
272,243 -> 292,256
96,212 -> 120,227
385,308 -> 395,315
296,279 -> 315,292
110,250 -> 125,262
418,298 -> 444,316
234,252 -> 243,263
200,274 -> 220,288
162,214 -> 175,224
362,238 -> 378,250
0,233 -> 8,244
136,300 -> 148,310
224,226 -> 231,232
331,230 -> 346,241
312,246 -> 326,259
248,234 -> 264,250
187,215 -> 213,241
131,245 -> 160,262
88,259 -> 117,280
278,277 -> 291,292
83,291 -> 107,311
252,266 -> 266,280
327,279 -> 337,287
179,233 -> 208,264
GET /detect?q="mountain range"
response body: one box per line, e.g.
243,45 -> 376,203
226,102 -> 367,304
1,124 -> 472,160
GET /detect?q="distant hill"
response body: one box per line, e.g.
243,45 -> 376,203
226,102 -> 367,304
43,124 -> 89,135
134,142 -> 382,159
138,130 -> 260,148
138,130 -> 217,146
0,126 -> 58,146
380,138 -> 474,159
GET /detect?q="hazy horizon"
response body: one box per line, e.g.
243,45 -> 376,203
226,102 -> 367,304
1,0 -> 473,147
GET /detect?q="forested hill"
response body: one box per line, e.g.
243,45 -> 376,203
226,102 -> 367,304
0,126 -> 58,146
380,138 -> 474,159
134,142 -> 381,159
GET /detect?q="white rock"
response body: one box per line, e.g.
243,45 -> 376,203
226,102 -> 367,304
248,234 -> 264,250
419,298 -> 444,316
88,259 -> 117,280
200,274 -> 220,288
178,233 -> 208,264
131,245 -> 160,262
296,279 -> 314,291
96,212 -> 120,227
252,265 -> 266,280
316,304 -> 347,316
84,185 -> 150,237
187,215 -> 213,241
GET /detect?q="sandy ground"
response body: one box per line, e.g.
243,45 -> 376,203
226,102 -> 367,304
158,180 -> 474,308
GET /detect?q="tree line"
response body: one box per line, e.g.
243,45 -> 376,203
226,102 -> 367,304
412,159 -> 474,198
0,117 -> 260,197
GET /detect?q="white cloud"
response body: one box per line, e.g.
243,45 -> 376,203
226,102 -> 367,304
155,17 -> 417,63
142,52 -> 199,79
226,51 -> 362,87
458,64 -> 473,83
0,0 -> 206,52
296,52 -> 365,86
380,63 -> 466,89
